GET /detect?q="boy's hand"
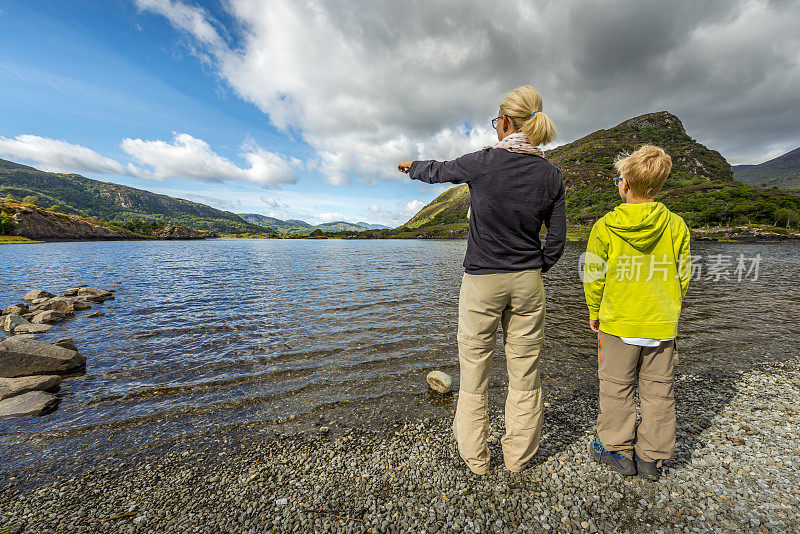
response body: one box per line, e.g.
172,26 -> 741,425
398,160 -> 413,173
588,319 -> 600,333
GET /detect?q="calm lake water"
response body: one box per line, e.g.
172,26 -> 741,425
1,238 -> 799,478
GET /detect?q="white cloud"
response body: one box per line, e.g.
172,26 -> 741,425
314,212 -> 345,223
405,199 -> 425,213
137,0 -> 800,173
120,132 -> 297,186
0,134 -> 133,176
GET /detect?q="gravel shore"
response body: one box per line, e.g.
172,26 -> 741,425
1,357 -> 798,533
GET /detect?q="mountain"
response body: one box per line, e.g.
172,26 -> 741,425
0,159 -> 272,235
238,214 -> 382,234
733,147 -> 800,191
400,111 -> 800,237
356,221 -> 391,230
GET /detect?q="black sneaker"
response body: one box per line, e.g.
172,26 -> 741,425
590,437 -> 636,476
635,454 -> 660,481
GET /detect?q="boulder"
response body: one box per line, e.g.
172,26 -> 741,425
2,314 -> 50,334
2,304 -> 28,316
34,296 -> 92,314
0,391 -> 59,417
84,311 -> 105,318
63,287 -> 81,296
2,314 -> 27,333
23,290 -> 54,301
13,322 -> 52,334
54,338 -> 78,351
426,370 -> 454,394
31,310 -> 67,324
30,297 -> 50,305
76,287 -> 114,301
0,375 -> 61,400
0,337 -> 85,377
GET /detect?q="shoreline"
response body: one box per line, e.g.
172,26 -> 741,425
1,357 -> 797,532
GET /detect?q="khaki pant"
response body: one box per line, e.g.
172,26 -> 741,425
597,331 -> 678,463
453,270 -> 545,474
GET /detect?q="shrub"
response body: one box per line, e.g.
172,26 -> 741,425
22,195 -> 38,206
49,205 -> 62,212
0,210 -> 14,234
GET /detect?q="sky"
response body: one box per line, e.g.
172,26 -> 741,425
1,0 -> 799,226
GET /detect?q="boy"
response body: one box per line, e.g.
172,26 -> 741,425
582,144 -> 691,481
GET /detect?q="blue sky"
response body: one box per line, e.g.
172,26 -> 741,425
2,0 -> 799,226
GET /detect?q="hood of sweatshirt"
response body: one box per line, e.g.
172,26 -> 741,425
602,202 -> 671,252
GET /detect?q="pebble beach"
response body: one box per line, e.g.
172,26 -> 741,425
1,355 -> 797,533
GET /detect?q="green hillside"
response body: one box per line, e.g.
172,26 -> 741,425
399,111 -> 800,237
0,159 -> 273,235
734,147 -> 800,191
239,213 -> 372,235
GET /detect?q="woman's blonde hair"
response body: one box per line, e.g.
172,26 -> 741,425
499,85 -> 556,146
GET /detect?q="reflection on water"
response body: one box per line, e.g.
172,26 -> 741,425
1,238 -> 798,475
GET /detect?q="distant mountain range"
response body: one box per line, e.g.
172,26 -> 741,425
238,213 -> 390,234
0,158 -> 271,235
399,111 -> 800,237
0,158 -> 388,235
733,147 -> 800,191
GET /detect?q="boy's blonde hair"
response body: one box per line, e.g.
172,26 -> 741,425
499,85 -> 556,146
614,144 -> 672,199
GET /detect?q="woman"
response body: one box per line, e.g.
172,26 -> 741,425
398,85 -> 566,474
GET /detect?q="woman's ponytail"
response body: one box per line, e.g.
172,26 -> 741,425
499,85 -> 556,146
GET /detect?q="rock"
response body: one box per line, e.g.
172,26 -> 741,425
12,322 -> 52,334
30,297 -> 50,305
84,311 -> 105,318
2,304 -> 28,315
63,287 -> 84,296
3,314 -> 27,333
152,226 -> 205,240
35,296 -> 93,314
0,337 -> 85,377
0,375 -> 61,400
54,338 -> 78,351
35,298 -> 75,314
76,287 -> 114,301
23,290 -> 54,301
2,314 -> 50,334
320,426 -> 330,434
426,370 -> 454,394
0,390 -> 59,417
31,310 -> 67,324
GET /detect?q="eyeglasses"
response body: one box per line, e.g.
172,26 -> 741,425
613,177 -> 624,185
491,116 -> 502,129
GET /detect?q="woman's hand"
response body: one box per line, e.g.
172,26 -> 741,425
588,319 -> 600,333
398,161 -> 413,173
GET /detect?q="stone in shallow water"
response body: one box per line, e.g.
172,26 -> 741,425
0,337 -> 85,377
0,390 -> 59,417
2,304 -> 28,316
426,370 -> 454,394
0,375 -> 61,400
31,310 -> 66,324
23,290 -> 54,302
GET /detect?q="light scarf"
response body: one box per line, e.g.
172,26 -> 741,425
485,132 -> 544,158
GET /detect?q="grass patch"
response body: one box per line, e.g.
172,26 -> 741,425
0,235 -> 41,244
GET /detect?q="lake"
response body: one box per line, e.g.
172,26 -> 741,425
1,238 -> 799,480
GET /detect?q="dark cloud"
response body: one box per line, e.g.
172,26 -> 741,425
140,0 -> 800,173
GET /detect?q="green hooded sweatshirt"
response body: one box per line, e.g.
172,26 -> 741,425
583,202 -> 691,339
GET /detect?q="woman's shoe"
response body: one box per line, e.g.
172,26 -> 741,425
589,437 -> 636,476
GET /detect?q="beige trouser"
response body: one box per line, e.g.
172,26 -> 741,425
453,269 -> 545,474
597,331 -> 678,463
